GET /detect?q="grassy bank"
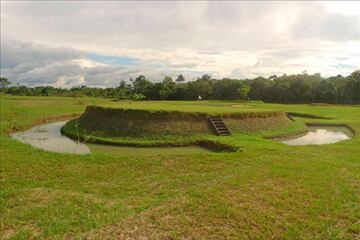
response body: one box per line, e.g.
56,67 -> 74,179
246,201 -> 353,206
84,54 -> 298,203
1,94 -> 359,239
61,105 -> 293,148
61,119 -> 241,152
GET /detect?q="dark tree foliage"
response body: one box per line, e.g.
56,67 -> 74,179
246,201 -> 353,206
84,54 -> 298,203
247,71 -> 360,104
175,74 -> 185,83
132,75 -> 151,97
0,77 -> 11,90
2,70 -> 360,104
213,79 -> 249,100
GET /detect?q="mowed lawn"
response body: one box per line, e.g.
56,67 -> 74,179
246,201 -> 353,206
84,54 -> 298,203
0,95 -> 359,239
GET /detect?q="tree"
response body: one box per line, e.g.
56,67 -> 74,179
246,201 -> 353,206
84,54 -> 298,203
213,79 -> 250,100
187,78 -> 213,100
2,71 -> 359,104
132,75 -> 151,98
248,77 -> 272,102
0,77 -> 11,90
269,75 -> 278,80
132,93 -> 145,101
238,84 -> 250,100
161,76 -> 176,99
146,76 -> 176,100
114,80 -> 131,99
163,76 -> 175,88
119,80 -> 127,89
176,74 -> 185,83
198,74 -> 211,81
169,83 -> 188,100
344,70 -> 360,104
327,75 -> 345,104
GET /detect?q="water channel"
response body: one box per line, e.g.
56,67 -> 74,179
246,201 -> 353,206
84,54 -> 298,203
11,121 -> 212,155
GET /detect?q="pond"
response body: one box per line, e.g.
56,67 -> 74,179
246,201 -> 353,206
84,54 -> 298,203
11,121 -> 213,155
282,125 -> 354,146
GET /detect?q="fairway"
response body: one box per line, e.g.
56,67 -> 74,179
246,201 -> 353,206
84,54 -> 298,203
1,94 -> 359,239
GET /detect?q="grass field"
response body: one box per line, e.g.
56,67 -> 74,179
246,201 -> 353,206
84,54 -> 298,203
1,94 -> 359,239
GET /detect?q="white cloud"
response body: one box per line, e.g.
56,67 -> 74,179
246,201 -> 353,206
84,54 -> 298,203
72,59 -> 106,68
1,1 -> 359,87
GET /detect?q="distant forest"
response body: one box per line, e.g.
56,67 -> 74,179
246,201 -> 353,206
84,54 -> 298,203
1,70 -> 359,104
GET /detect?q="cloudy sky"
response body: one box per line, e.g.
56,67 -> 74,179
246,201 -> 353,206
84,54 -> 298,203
1,1 -> 359,87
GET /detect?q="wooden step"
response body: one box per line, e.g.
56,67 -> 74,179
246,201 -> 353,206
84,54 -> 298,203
208,116 -> 232,136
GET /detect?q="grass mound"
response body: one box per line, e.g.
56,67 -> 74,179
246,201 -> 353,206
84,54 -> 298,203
223,111 -> 289,133
61,106 -> 291,148
71,106 -> 213,137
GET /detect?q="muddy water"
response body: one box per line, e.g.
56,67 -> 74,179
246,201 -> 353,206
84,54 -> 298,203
282,125 -> 353,146
11,121 -> 212,155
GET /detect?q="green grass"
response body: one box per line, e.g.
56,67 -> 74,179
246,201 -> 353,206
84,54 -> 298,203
61,112 -> 298,151
60,104 -> 302,148
1,94 -> 359,239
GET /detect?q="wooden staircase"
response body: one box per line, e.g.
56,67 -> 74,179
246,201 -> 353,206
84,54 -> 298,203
208,116 -> 231,136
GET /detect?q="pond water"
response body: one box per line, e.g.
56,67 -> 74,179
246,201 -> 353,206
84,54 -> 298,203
282,125 -> 354,146
11,121 -> 212,155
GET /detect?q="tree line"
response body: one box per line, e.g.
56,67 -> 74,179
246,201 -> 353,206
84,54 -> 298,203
1,70 -> 359,104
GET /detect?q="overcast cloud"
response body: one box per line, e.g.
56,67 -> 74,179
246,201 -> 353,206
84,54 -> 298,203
1,1 -> 359,87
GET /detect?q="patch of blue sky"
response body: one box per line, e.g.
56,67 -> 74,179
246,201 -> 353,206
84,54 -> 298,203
88,53 -> 139,65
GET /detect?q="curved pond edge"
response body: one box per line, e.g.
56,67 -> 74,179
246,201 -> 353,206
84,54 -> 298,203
7,114 -> 242,153
268,123 -> 355,141
266,129 -> 309,141
61,125 -> 242,153
10,120 -> 242,155
5,114 -> 80,135
305,123 -> 356,136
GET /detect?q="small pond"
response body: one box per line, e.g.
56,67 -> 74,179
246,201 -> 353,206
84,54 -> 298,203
11,121 -> 212,155
282,125 -> 354,146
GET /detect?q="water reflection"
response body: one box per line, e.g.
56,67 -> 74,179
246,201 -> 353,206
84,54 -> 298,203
11,121 -> 90,154
11,121 -> 212,155
282,125 -> 353,146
